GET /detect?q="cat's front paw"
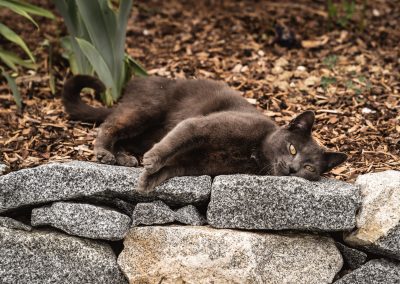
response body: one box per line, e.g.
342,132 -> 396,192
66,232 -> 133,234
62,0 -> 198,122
116,152 -> 139,167
95,148 -> 116,165
137,171 -> 157,193
142,151 -> 163,174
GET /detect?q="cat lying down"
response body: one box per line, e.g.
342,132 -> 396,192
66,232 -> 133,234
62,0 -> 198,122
62,75 -> 347,193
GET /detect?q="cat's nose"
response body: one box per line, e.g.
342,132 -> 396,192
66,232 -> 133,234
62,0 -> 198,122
289,166 -> 296,174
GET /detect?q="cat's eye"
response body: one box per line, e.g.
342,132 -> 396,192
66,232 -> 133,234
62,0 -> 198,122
289,144 -> 297,156
305,165 -> 315,172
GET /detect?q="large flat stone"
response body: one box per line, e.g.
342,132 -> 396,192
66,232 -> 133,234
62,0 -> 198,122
31,202 -> 131,241
344,170 -> 400,259
0,161 -> 211,213
118,226 -> 343,284
0,226 -> 127,284
207,175 -> 360,231
334,259 -> 400,284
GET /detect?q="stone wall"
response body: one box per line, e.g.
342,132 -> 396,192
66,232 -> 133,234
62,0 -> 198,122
0,161 -> 399,283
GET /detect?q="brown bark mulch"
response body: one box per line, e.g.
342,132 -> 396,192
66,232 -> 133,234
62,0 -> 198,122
0,0 -> 399,181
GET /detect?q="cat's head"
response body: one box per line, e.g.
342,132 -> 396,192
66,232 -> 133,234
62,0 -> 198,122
262,111 -> 347,181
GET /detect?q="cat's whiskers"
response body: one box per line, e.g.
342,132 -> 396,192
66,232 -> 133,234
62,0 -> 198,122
258,162 -> 275,175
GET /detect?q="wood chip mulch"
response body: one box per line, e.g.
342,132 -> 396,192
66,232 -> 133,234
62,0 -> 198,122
0,0 -> 399,182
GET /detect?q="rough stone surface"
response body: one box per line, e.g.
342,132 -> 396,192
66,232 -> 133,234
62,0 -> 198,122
118,226 -> 343,284
208,175 -> 360,231
175,205 -> 206,225
0,163 -> 9,175
344,170 -> 400,259
31,202 -> 131,240
0,226 -> 127,284
0,161 -> 212,213
79,196 -> 136,216
334,259 -> 400,284
336,242 -> 367,270
131,202 -> 206,226
0,216 -> 31,231
131,200 -> 175,226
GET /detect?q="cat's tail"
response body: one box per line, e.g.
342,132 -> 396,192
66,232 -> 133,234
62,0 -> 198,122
62,75 -> 113,123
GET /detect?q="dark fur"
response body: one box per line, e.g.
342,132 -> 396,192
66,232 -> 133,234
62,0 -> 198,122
62,75 -> 347,192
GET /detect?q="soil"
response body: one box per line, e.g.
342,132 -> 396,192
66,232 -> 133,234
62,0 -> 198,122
0,0 -> 399,181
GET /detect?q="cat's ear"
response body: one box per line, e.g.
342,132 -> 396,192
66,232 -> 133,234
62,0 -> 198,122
288,111 -> 315,135
323,152 -> 347,172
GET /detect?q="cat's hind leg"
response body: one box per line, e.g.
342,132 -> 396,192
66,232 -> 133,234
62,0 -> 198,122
94,106 -> 159,165
115,151 -> 139,167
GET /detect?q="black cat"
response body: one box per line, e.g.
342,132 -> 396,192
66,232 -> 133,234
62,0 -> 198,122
62,75 -> 347,192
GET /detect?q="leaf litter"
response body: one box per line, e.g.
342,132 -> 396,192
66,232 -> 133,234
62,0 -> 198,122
0,0 -> 399,182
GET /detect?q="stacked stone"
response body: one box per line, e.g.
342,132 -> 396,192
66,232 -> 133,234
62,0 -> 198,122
0,161 -> 399,283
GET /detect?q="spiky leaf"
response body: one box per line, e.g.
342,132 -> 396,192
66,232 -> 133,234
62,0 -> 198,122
1,67 -> 22,108
0,23 -> 35,62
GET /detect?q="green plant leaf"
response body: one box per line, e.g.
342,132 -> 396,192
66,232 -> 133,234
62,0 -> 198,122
43,40 -> 56,94
60,37 -> 78,73
327,0 -> 337,19
345,80 -> 354,89
0,23 -> 35,63
103,88 -> 114,106
4,0 -> 55,19
322,55 -> 337,70
54,1 -> 91,74
54,1 -> 94,75
60,36 -> 93,75
114,0 -> 133,88
0,47 -> 36,70
126,55 -> 148,77
0,0 -> 39,28
321,76 -> 337,90
75,37 -> 117,103
358,75 -> 367,83
53,0 -> 79,34
53,1 -> 89,38
75,0 -> 116,75
1,67 -> 22,108
0,51 -> 17,71
338,17 -> 348,28
344,0 -> 356,16
55,0 -> 145,104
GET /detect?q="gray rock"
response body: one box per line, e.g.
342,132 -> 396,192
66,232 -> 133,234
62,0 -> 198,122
131,200 -> 175,226
0,163 -> 9,175
344,170 -> 400,260
0,216 -> 31,231
207,175 -> 360,231
31,202 -> 131,241
79,196 -> 136,216
334,259 -> 400,284
0,226 -> 127,284
131,202 -> 206,226
175,205 -> 206,225
336,242 -> 367,270
0,161 -> 211,213
118,226 -> 343,284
